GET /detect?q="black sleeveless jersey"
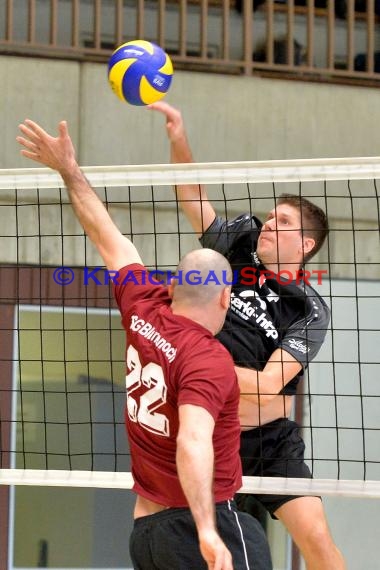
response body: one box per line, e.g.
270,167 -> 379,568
200,214 -> 330,395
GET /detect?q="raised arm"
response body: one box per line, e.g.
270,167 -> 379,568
149,102 -> 216,237
176,404 -> 233,570
16,120 -> 141,271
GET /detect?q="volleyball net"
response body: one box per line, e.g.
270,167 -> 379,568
0,157 -> 380,500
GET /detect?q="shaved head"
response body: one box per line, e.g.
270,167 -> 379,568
172,248 -> 232,305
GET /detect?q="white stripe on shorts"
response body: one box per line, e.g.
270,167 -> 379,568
228,499 -> 250,570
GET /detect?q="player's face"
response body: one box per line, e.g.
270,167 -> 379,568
257,204 -> 305,266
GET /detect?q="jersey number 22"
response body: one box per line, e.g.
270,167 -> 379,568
126,344 -> 170,437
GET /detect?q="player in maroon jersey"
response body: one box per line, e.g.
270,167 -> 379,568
17,119 -> 272,570
150,101 -> 346,570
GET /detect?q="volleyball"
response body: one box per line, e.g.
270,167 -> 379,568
108,40 -> 173,106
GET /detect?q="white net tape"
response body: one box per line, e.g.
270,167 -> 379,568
1,470 -> 380,498
0,156 -> 380,189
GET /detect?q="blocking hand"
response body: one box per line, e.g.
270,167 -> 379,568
17,120 -> 77,177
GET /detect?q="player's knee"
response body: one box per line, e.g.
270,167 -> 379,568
303,520 -> 336,554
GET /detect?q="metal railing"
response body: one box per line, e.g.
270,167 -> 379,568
0,0 -> 379,84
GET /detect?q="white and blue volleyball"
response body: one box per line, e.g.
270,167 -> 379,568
108,40 -> 173,106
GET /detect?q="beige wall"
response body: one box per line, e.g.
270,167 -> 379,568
1,54 -> 380,279
2,54 -> 380,171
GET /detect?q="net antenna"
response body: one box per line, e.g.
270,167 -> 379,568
1,156 -> 380,499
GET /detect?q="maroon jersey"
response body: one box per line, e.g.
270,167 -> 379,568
113,263 -> 242,507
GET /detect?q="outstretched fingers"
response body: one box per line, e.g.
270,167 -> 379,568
148,101 -> 185,143
16,119 -> 76,173
22,118 -> 47,136
148,100 -> 177,116
17,134 -> 38,154
20,119 -> 54,146
17,122 -> 45,164
18,122 -> 39,143
148,101 -> 183,125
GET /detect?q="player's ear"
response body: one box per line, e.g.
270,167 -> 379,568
167,282 -> 175,299
221,285 -> 231,310
302,236 -> 315,258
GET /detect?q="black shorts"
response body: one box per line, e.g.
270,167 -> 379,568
129,499 -> 272,570
237,418 -> 314,519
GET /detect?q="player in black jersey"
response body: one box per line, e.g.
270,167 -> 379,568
152,102 -> 346,570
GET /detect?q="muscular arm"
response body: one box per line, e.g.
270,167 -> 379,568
150,102 -> 216,237
176,404 -> 232,569
236,348 -> 302,406
17,120 -> 142,272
